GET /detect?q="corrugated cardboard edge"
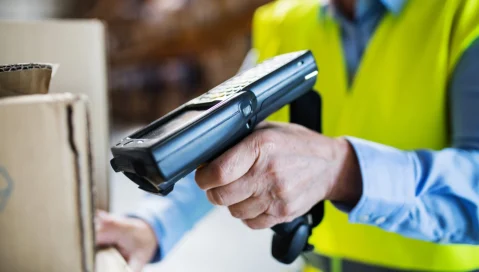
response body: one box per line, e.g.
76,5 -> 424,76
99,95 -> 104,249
68,94 -> 96,272
93,20 -> 110,213
67,96 -> 128,272
0,62 -> 60,77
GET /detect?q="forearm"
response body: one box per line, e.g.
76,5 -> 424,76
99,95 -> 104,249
343,138 -> 479,244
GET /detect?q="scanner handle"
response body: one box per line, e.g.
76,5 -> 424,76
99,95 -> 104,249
269,89 -> 323,264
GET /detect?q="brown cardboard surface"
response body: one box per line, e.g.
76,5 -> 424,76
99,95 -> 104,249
0,20 -> 110,210
0,93 -> 94,271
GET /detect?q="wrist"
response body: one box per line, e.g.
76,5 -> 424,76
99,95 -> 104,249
327,137 -> 362,205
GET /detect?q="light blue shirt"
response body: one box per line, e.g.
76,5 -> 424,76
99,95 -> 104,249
130,0 -> 479,262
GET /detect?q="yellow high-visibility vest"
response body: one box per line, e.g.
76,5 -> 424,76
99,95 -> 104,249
253,0 -> 479,270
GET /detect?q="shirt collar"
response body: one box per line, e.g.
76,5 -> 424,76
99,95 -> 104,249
320,0 -> 407,21
381,0 -> 407,15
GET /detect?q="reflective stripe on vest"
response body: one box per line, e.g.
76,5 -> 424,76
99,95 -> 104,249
252,0 -> 479,270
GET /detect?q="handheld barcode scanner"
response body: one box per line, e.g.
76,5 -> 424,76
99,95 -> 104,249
110,50 -> 324,264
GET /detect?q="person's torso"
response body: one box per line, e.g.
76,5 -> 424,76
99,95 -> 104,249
254,0 -> 479,270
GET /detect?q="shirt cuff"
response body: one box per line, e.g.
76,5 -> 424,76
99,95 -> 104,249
344,137 -> 416,230
127,197 -> 173,263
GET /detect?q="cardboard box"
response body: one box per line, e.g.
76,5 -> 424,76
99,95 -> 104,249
0,93 -> 93,271
0,93 -> 129,272
0,20 -> 110,210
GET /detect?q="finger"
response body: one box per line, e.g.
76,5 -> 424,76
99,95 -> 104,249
255,121 -> 286,130
118,247 -> 131,262
205,174 -> 258,206
255,121 -> 272,130
128,257 -> 145,272
243,214 -> 280,230
195,134 -> 259,190
95,213 -> 125,245
228,196 -> 269,219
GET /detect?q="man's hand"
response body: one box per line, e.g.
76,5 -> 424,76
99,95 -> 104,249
95,210 -> 158,272
195,122 -> 361,229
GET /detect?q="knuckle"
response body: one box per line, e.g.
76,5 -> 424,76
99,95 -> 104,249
257,130 -> 277,148
266,160 -> 282,181
229,207 -> 245,219
210,162 -> 229,185
214,190 -> 227,206
272,179 -> 290,200
257,201 -> 269,214
277,203 -> 294,217
208,189 -> 226,206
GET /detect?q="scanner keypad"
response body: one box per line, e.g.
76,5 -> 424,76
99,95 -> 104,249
194,51 -> 306,103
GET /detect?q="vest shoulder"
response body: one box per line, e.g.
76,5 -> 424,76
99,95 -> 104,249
253,0 -> 319,28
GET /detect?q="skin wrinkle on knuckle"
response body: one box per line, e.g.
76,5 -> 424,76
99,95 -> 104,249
209,160 -> 231,186
207,189 -> 224,206
277,202 -> 294,218
213,188 -> 227,206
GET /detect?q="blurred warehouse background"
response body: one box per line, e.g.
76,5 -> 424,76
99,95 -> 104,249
0,0 -> 269,122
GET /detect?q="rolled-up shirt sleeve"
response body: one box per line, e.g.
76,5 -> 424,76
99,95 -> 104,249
128,172 -> 214,262
347,138 -> 479,244
343,38 -> 479,244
